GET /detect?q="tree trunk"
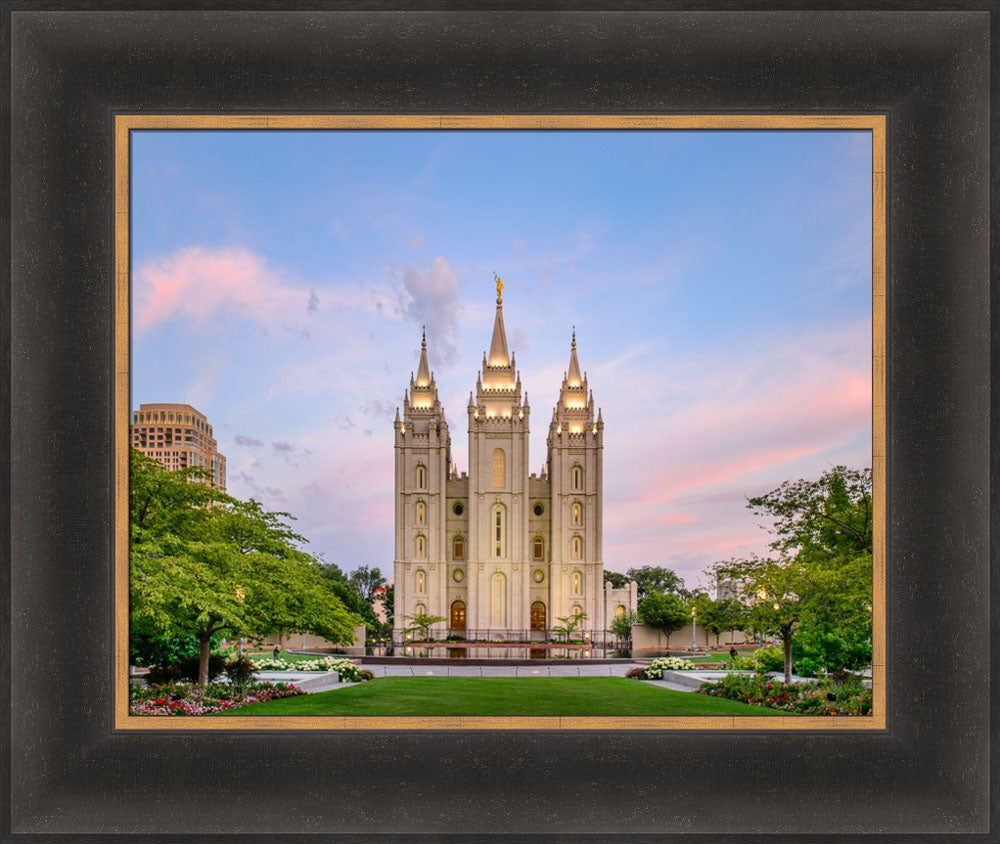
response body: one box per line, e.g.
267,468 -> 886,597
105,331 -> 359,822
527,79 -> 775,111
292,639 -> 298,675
198,636 -> 212,687
782,630 -> 792,684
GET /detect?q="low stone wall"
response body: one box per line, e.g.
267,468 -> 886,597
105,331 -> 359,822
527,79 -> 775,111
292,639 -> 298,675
631,622 -> 751,651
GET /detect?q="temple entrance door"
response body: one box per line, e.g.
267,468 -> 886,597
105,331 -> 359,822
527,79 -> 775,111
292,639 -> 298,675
450,600 -> 466,633
530,601 -> 546,638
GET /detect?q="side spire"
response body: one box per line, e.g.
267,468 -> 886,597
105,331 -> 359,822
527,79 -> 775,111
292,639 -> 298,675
416,326 -> 431,386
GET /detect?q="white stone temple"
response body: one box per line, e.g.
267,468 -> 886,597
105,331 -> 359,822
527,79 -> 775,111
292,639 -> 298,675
392,278 -> 636,642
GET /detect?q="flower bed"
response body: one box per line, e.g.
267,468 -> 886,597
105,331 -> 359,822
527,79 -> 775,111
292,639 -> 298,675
130,682 -> 304,715
250,656 -> 366,681
697,673 -> 872,715
641,656 -> 698,677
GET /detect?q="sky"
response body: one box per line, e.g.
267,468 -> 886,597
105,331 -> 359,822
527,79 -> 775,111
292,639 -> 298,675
131,129 -> 872,591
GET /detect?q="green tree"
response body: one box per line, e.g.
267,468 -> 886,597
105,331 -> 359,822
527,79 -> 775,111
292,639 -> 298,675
746,465 -> 873,675
403,612 -> 447,642
608,610 -> 638,647
129,450 -> 362,686
381,583 -> 394,625
603,570 -> 628,589
349,565 -> 386,603
317,561 -> 379,628
637,591 -> 689,648
626,566 -> 686,602
714,556 -> 806,682
551,610 -> 588,643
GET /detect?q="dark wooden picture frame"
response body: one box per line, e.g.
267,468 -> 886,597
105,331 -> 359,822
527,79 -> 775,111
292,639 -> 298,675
5,5 -> 994,839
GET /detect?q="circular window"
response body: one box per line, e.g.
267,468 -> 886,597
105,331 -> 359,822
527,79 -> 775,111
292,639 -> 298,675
453,568 -> 465,583
533,503 -> 544,516
453,502 -> 465,516
532,569 -> 545,583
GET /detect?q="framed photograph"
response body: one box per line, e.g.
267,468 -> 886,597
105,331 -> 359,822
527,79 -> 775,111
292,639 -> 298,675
6,5 -> 993,840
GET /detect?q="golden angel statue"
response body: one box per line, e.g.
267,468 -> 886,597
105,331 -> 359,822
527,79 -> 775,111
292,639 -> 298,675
494,272 -> 503,301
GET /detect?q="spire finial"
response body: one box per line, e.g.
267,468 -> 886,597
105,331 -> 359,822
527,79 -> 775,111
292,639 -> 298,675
421,326 -> 426,348
572,325 -> 576,346
494,272 -> 503,303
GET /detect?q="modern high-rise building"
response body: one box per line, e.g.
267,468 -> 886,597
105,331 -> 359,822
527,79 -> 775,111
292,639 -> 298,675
130,402 -> 227,491
393,280 -> 636,641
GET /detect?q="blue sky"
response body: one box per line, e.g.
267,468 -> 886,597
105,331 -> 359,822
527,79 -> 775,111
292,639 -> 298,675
131,129 -> 872,589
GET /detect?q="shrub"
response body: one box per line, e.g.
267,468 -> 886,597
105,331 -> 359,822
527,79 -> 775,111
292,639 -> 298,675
175,654 -> 228,683
225,656 -> 257,686
697,672 -> 872,715
144,663 -> 182,685
643,656 -> 697,679
250,655 -> 369,682
752,645 -> 785,673
625,667 -> 646,679
130,681 -> 304,715
359,669 -> 375,681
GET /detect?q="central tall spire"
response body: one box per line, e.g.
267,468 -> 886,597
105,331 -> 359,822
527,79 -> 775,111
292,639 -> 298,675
488,273 -> 510,367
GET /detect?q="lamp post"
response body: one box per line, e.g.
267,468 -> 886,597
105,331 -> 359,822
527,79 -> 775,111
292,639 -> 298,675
690,606 -> 697,651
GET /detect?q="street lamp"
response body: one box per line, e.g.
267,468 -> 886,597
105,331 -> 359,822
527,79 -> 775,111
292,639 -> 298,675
690,606 -> 697,651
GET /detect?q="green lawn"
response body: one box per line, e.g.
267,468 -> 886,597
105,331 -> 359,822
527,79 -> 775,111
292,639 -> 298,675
217,677 -> 792,716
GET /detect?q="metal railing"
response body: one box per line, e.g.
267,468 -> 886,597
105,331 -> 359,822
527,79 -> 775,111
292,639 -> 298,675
393,628 -> 622,647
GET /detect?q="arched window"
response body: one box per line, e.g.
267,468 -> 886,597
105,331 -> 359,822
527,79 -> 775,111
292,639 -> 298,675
415,465 -> 426,489
492,504 -> 506,558
453,534 -> 465,560
571,604 -> 583,617
490,572 -> 507,627
416,569 -> 426,592
572,535 -> 583,560
572,465 -> 583,491
615,604 -> 627,618
415,602 -> 426,617
492,448 -> 505,488
572,570 -> 582,595
415,501 -> 425,526
415,536 -> 426,559
533,536 -> 544,561
572,502 -> 582,526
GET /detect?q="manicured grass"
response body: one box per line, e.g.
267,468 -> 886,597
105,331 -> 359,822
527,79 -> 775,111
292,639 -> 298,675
217,677 -> 792,716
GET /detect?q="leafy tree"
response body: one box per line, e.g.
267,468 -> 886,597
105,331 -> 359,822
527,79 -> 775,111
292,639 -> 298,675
381,583 -> 394,625
714,556 -> 806,682
317,561 -> 379,628
403,612 -> 447,642
626,566 -> 687,602
715,598 -> 747,646
349,565 -> 386,603
747,466 -> 872,559
130,450 -> 362,686
603,570 -> 628,589
637,591 -> 689,648
608,610 -> 638,647
746,465 -> 874,675
551,610 -> 588,643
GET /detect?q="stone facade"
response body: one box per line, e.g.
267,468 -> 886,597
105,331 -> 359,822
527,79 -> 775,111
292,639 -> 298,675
393,288 -> 636,640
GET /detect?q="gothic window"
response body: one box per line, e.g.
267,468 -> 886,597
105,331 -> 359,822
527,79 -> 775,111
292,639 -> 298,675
572,535 -> 583,560
415,501 -> 425,526
533,536 -> 544,561
492,448 -> 505,488
490,572 -> 507,627
415,536 -> 426,559
615,604 -> 627,618
572,570 -> 582,595
572,465 -> 583,491
415,465 -> 426,489
453,534 -> 465,560
415,603 -> 426,617
572,502 -> 582,526
571,604 -> 583,617
416,569 -> 426,592
492,505 -> 506,557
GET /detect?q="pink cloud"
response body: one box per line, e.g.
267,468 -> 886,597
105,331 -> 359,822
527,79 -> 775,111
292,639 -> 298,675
134,246 -> 311,336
